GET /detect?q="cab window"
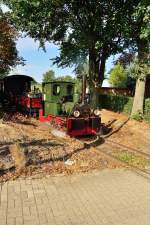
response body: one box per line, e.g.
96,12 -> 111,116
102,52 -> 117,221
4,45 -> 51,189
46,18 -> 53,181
67,85 -> 73,95
53,84 -> 60,95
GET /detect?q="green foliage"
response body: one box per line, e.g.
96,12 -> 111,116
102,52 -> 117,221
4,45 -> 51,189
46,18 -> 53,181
0,110 -> 4,119
56,75 -> 74,82
114,151 -> 150,167
111,54 -> 136,90
131,112 -> 144,121
4,0 -> 149,90
0,9 -> 23,76
129,1 -> 150,116
125,59 -> 140,80
127,0 -> 150,43
135,1 -> 150,39
142,5 -> 150,38
56,75 -> 82,95
109,64 -> 127,88
0,72 -> 7,79
31,81 -> 42,92
99,94 -> 133,114
114,53 -> 135,68
75,61 -> 89,77
122,98 -> 134,114
125,57 -> 150,80
42,69 -> 82,94
144,99 -> 150,122
42,70 -> 55,83
4,0 -> 140,86
99,94 -> 150,122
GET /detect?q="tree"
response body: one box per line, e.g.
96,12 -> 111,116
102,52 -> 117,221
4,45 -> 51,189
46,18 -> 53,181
75,61 -> 89,77
42,70 -> 55,83
57,75 -> 82,94
109,64 -> 127,88
51,1 -> 137,87
114,53 -> 135,69
42,70 -> 82,94
56,75 -> 73,81
6,0 -> 149,111
0,8 -> 22,77
112,53 -> 136,90
126,55 -> 150,116
128,1 -> 150,116
4,1 -> 139,90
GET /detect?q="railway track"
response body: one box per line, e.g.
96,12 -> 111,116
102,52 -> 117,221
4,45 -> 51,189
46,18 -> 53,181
41,124 -> 150,179
79,136 -> 150,179
105,139 -> 150,159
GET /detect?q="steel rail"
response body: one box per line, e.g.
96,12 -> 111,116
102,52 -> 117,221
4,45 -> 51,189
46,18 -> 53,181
79,136 -> 150,179
105,139 -> 150,159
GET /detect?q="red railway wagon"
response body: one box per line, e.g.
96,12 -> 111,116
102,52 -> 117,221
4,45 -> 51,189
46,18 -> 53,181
2,75 -> 42,116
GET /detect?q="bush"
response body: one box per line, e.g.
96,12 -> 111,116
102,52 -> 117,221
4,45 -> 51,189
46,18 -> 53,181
131,112 -> 143,122
109,64 -> 127,88
0,110 -> 4,119
122,97 -> 133,114
99,94 -> 150,123
144,99 -> 150,122
99,94 -> 133,114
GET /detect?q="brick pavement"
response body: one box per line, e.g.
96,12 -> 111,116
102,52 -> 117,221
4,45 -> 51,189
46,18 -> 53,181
1,169 -> 150,225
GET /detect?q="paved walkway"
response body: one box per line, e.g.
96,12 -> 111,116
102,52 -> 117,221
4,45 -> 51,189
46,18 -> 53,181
1,169 -> 150,225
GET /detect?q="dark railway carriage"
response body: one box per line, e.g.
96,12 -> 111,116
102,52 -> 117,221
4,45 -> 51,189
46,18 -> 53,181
2,75 -> 42,115
3,74 -> 32,95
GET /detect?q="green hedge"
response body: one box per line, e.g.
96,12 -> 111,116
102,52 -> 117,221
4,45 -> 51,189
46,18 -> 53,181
99,94 -> 133,114
99,94 -> 150,122
144,99 -> 150,122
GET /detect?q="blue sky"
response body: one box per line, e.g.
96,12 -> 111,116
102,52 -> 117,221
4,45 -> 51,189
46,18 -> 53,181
11,37 -> 76,82
11,36 -> 114,86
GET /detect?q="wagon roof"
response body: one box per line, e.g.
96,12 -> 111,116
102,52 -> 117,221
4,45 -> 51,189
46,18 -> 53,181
3,74 -> 34,81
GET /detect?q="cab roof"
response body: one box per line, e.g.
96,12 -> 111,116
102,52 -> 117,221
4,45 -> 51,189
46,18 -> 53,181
43,80 -> 75,84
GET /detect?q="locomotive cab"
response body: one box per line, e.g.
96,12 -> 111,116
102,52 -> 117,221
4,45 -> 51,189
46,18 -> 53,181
42,81 -> 77,116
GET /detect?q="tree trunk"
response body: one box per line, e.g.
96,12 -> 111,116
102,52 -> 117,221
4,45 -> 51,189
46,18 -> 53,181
98,54 -> 107,86
131,39 -> 149,116
89,48 -> 99,108
88,47 -> 107,108
131,76 -> 146,115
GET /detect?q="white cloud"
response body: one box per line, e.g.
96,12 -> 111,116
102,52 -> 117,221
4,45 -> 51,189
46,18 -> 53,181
17,37 -> 39,51
0,4 -> 10,13
9,64 -> 35,76
17,36 -> 57,51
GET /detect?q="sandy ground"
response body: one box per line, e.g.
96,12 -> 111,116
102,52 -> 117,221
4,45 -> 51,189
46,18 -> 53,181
101,109 -> 150,153
0,110 -> 150,182
0,112 -> 123,182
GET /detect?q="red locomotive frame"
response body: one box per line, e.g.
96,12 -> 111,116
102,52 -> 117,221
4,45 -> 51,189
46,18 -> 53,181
39,109 -> 101,137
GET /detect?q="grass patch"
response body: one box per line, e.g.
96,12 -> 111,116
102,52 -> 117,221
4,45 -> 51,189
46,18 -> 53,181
0,110 -> 4,119
131,112 -> 143,122
113,151 -> 150,168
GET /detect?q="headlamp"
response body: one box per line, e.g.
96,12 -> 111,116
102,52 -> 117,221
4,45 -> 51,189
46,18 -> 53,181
94,109 -> 100,116
73,110 -> 80,118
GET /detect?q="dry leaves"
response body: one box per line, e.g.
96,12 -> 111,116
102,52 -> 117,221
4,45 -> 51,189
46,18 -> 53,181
0,113 -> 123,182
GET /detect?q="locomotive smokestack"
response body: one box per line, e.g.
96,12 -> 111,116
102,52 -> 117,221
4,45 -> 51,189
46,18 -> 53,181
82,74 -> 86,104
